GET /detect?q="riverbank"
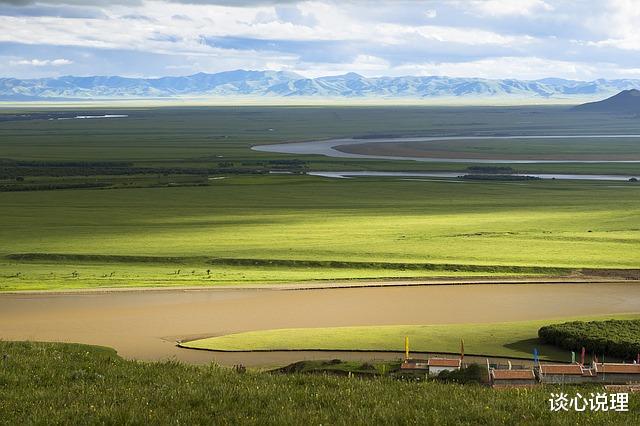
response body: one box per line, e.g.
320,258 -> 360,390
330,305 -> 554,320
180,314 -> 640,363
2,275 -> 637,295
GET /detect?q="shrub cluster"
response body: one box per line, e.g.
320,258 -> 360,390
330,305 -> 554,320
538,319 -> 640,360
0,182 -> 111,192
0,162 -> 270,178
436,364 -> 485,384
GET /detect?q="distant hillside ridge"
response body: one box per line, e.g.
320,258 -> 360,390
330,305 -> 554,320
2,70 -> 640,101
574,89 -> 640,113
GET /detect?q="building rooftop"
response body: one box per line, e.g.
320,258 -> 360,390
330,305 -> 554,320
400,359 -> 428,370
428,358 -> 461,368
491,369 -> 536,380
539,364 -> 584,375
597,363 -> 640,374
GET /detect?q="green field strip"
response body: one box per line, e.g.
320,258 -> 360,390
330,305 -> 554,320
181,314 -> 640,362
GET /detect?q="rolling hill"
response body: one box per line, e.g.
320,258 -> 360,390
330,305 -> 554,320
573,89 -> 640,113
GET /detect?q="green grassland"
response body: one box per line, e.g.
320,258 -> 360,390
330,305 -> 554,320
1,106 -> 640,290
181,314 -> 640,362
1,175 -> 639,290
2,106 -> 640,175
1,260 -> 526,292
1,340 -> 637,425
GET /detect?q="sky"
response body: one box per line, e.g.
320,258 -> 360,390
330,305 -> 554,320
1,0 -> 640,81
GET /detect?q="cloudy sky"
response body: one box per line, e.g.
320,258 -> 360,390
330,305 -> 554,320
1,0 -> 639,80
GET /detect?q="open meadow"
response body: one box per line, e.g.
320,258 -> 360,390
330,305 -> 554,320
1,106 -> 640,289
2,105 -> 640,172
338,136 -> 640,161
1,175 -> 640,290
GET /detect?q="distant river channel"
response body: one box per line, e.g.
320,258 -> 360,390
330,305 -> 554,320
307,171 -> 639,181
253,134 -> 640,164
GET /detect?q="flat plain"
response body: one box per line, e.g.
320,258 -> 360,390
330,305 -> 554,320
337,136 -> 640,161
2,106 -> 640,290
2,105 -> 640,170
1,175 -> 640,290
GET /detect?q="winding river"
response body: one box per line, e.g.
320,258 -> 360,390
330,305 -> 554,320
307,171 -> 640,181
253,134 -> 640,164
2,282 -> 639,366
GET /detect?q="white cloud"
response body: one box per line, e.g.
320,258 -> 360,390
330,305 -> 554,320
424,9 -> 436,19
388,56 -> 640,81
584,0 -> 640,51
0,1 -> 527,58
376,23 -> 533,46
294,54 -> 390,77
467,0 -> 554,17
9,58 -> 73,66
0,0 -> 638,81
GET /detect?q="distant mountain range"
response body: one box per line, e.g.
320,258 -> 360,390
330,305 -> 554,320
2,70 -> 640,101
574,89 -> 640,113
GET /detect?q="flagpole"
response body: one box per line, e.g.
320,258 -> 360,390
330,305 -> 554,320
404,336 -> 409,361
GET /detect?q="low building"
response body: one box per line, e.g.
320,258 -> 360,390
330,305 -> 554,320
594,363 -> 640,384
400,359 -> 429,370
537,364 -> 596,384
490,369 -> 537,388
427,358 -> 461,376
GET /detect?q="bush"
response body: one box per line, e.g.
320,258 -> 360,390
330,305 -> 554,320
436,364 -> 484,384
359,362 -> 376,371
538,319 -> 640,360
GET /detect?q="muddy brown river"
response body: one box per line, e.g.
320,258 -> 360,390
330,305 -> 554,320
1,283 -> 639,366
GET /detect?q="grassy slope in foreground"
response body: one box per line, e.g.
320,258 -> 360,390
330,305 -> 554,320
182,314 -> 640,362
1,341 -> 637,425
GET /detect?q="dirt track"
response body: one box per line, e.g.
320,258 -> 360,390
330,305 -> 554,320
2,282 -> 639,366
